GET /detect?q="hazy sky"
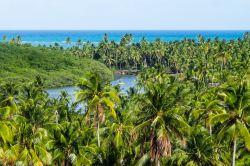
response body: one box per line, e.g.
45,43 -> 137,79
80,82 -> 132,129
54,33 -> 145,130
0,0 -> 249,30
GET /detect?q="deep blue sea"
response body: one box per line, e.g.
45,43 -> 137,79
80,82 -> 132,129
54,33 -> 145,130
0,30 -> 249,47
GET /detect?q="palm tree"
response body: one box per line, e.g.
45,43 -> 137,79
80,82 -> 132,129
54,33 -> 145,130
2,35 -> 7,43
65,37 -> 71,45
10,81 -> 53,165
216,51 -> 232,72
0,83 -> 20,115
77,39 -> 82,47
54,42 -> 60,48
120,33 -> 132,46
103,33 -> 109,43
169,126 -> 223,166
47,121 -> 98,165
9,38 -> 15,44
15,36 -> 22,45
76,72 -> 120,161
192,88 -> 221,136
132,71 -> 190,165
0,108 -> 15,165
152,38 -> 165,65
130,46 -> 141,70
210,80 -> 250,166
101,110 -> 134,165
198,34 -> 205,43
13,116 -> 52,165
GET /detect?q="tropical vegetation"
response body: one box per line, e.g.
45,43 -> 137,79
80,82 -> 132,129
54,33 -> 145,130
0,33 -> 250,165
0,42 -> 113,88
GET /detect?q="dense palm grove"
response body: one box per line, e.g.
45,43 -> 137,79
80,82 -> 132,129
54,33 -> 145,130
65,33 -> 250,75
1,33 -> 250,165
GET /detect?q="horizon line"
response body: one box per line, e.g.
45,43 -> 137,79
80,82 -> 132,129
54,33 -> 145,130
0,29 -> 250,31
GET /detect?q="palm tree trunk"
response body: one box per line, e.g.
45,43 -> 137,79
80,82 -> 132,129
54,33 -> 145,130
66,160 -> 70,166
144,58 -> 147,68
116,55 -> 118,68
211,75 -> 214,85
149,56 -> 152,66
62,159 -> 70,166
97,120 -> 103,163
97,121 -> 100,147
157,160 -> 161,166
232,138 -> 237,166
209,125 -> 212,136
126,60 -> 130,69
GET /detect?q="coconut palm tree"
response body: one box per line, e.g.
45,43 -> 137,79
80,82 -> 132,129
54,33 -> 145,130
101,109 -> 134,165
77,39 -> 82,47
15,36 -> 22,45
12,115 -> 52,165
2,35 -> 7,43
168,126 -> 223,166
9,81 -> 52,165
65,37 -> 71,45
9,38 -> 15,44
0,83 -> 20,115
46,121 -> 98,165
192,88 -> 221,136
210,80 -> 250,166
76,72 -> 120,163
132,71 -> 190,165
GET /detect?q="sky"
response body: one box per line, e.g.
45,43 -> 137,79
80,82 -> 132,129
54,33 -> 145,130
0,0 -> 249,30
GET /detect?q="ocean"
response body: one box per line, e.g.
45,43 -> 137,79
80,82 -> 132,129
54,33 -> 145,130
0,30 -> 249,47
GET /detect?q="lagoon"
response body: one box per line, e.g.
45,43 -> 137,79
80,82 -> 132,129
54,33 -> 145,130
47,75 -> 137,100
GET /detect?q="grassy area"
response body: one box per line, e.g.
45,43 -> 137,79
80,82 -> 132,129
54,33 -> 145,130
0,43 -> 113,88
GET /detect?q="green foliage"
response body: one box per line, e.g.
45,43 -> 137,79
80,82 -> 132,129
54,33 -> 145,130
1,33 -> 250,165
55,33 -> 250,82
0,68 -> 250,165
0,43 -> 113,88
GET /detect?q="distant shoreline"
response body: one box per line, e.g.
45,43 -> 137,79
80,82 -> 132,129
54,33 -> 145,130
0,30 -> 248,47
115,70 -> 139,75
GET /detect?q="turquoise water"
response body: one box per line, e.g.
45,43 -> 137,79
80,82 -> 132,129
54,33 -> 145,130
0,30 -> 249,47
47,75 -> 137,100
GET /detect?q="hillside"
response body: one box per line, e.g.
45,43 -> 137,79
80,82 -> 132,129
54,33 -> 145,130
0,43 -> 113,87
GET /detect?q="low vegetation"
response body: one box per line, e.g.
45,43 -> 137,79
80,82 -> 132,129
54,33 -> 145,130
0,43 -> 113,88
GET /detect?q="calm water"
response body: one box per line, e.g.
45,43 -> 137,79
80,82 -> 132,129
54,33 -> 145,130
46,75 -> 137,100
0,30 -> 249,47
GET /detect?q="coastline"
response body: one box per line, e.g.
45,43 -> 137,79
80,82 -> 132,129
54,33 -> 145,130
115,69 -> 139,75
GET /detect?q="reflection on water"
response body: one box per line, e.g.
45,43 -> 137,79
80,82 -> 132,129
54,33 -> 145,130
46,75 -> 137,100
